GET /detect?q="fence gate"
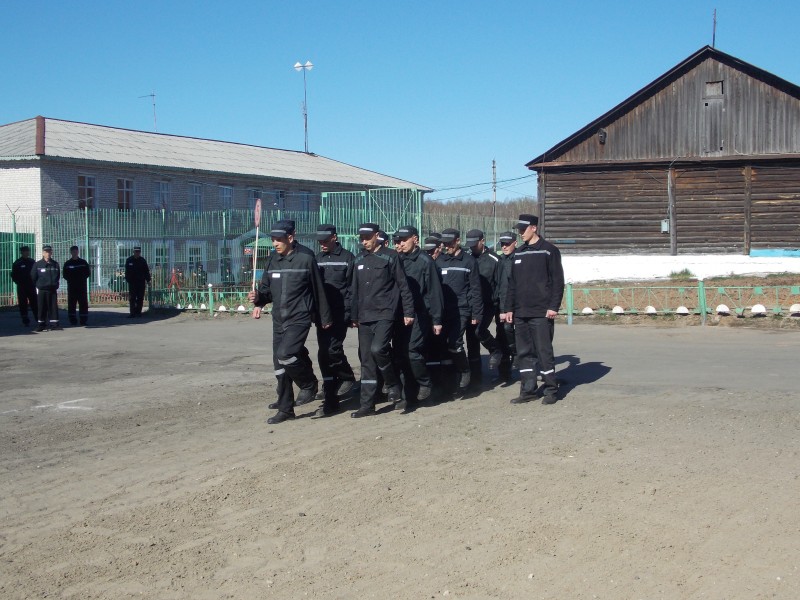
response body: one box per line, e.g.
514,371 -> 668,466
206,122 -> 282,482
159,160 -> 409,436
320,188 -> 422,254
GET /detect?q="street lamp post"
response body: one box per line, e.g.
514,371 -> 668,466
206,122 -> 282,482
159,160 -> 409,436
294,60 -> 313,153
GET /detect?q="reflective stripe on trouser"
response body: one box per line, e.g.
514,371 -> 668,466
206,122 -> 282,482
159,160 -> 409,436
357,320 -> 398,409
272,323 -> 314,413
37,289 -> 59,325
514,316 -> 557,397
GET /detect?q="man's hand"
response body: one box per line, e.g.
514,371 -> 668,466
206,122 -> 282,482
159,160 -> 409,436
546,309 -> 558,320
252,306 -> 262,319
404,317 -> 414,326
433,325 -> 442,336
321,322 -> 332,330
351,321 -> 358,328
471,319 -> 478,325
247,290 -> 257,303
504,312 -> 513,324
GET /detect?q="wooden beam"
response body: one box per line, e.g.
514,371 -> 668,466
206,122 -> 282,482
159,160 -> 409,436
668,167 -> 677,255
743,165 -> 752,255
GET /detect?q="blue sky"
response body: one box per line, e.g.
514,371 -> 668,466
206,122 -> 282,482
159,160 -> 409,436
3,1 -> 799,201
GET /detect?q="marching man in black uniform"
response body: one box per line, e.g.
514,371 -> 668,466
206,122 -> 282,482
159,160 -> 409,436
350,222 -> 415,418
393,225 -> 444,410
314,224 -> 357,417
124,245 -> 151,318
436,228 -> 483,396
248,220 -> 332,424
63,245 -> 91,326
31,244 -> 62,332
502,214 -> 565,405
495,231 -> 519,382
11,245 -> 37,327
464,229 -> 504,383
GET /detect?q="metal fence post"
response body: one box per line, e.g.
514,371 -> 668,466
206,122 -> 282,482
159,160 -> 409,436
566,282 -> 573,326
207,283 -> 214,315
698,279 -> 707,326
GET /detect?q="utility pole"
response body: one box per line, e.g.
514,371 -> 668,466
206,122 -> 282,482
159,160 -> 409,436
712,9 -> 717,48
294,61 -> 313,153
492,159 -> 497,249
139,91 -> 157,132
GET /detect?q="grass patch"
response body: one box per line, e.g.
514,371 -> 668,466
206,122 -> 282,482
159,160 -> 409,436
669,268 -> 695,280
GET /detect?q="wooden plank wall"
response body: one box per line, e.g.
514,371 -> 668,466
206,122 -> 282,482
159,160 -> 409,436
541,163 -> 800,254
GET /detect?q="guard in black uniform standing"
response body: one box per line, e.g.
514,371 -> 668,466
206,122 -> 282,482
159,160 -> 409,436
248,221 -> 332,424
11,245 -> 37,327
503,214 -> 565,405
31,244 -> 62,332
125,246 -> 151,318
464,229 -> 504,383
435,228 -> 483,396
393,225 -> 444,410
350,223 -> 415,418
496,231 -> 519,382
314,224 -> 357,417
63,245 -> 91,325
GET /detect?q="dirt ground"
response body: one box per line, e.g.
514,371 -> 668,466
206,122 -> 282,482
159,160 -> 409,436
1,309 -> 798,599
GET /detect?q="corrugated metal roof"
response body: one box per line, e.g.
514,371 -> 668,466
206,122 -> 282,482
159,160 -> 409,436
0,117 -> 431,191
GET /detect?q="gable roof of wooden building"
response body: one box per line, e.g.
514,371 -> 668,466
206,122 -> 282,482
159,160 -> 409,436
526,46 -> 800,170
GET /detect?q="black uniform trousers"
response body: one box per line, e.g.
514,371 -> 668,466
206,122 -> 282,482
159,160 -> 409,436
128,282 -> 146,316
466,307 -> 500,376
394,315 -> 432,400
443,313 -> 470,379
273,323 -> 317,414
17,286 -> 37,323
495,314 -> 516,379
37,289 -> 59,326
316,320 -> 355,402
514,317 -> 557,399
357,320 -> 400,410
67,284 -> 89,324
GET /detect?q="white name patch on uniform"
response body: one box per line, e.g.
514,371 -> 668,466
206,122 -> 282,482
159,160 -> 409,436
358,265 -> 364,270
441,269 -> 448,275
515,260 -> 521,264
272,273 -> 280,278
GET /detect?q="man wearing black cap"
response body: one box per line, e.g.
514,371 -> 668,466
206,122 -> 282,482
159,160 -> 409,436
11,245 -> 37,327
503,214 -> 564,405
63,245 -> 91,326
249,221 -> 332,424
422,234 -> 443,261
496,231 -> 519,381
464,229 -> 504,383
350,222 -> 415,417
314,224 -> 357,416
31,244 -> 62,332
393,225 -> 444,409
125,246 -> 151,318
436,228 -> 483,395
282,220 -> 315,257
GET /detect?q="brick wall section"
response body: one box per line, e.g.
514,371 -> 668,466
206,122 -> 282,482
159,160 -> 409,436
37,158 -> 376,213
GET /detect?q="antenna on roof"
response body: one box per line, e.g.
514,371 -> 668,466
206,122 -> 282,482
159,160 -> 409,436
711,8 -> 717,48
139,91 -> 157,132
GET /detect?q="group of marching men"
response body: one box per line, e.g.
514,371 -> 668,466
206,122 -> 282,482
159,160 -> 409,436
248,213 -> 565,424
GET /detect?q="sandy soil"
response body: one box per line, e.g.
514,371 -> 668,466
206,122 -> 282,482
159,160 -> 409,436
1,310 -> 798,599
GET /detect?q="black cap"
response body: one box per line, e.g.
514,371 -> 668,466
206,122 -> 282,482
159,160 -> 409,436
377,230 -> 388,244
315,224 -> 337,241
516,213 -> 539,229
358,223 -> 380,236
69,245 -> 79,252
42,244 -> 53,252
498,231 -> 517,244
393,225 -> 419,240
133,245 -> 142,251
465,229 -> 484,247
283,219 -> 297,233
20,245 -> 30,252
429,232 -> 442,240
440,228 -> 460,243
422,236 -> 441,251
270,220 -> 294,238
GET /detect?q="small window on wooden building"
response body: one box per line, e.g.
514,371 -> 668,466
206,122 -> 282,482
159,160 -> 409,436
705,81 -> 723,98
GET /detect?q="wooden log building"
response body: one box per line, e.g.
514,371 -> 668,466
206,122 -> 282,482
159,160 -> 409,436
526,46 -> 800,255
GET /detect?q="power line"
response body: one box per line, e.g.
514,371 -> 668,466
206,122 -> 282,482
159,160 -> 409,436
431,173 -> 536,193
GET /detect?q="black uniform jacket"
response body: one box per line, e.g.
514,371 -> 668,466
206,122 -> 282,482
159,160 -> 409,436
398,247 -> 444,326
435,250 -> 483,320
11,257 -> 36,289
125,256 -> 151,285
474,247 -> 500,313
316,243 -> 355,323
254,249 -> 332,329
351,246 -> 414,323
63,258 -> 91,287
32,259 -> 60,291
504,237 -> 565,318
496,252 -> 515,314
